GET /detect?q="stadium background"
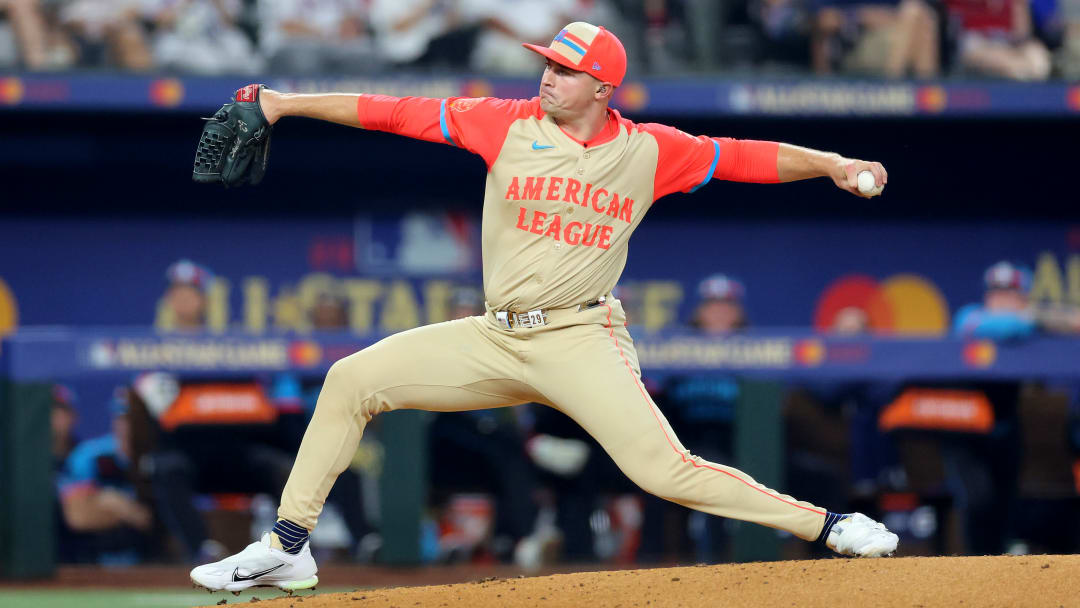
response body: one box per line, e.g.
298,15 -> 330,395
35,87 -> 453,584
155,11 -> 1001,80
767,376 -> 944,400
1,1 -> 1080,606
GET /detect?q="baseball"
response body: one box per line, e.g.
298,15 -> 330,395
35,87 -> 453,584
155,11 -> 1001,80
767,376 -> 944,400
857,170 -> 883,196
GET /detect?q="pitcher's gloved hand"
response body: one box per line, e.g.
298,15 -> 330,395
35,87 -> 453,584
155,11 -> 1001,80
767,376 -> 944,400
192,84 -> 272,187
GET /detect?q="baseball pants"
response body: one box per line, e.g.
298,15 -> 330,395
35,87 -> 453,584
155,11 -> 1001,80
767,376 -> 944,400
278,298 -> 828,541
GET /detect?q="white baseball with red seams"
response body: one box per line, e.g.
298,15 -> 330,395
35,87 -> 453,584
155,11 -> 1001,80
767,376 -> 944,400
858,170 -> 884,196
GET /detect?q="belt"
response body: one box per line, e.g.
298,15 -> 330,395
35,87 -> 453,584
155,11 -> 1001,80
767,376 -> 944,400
493,296 -> 607,330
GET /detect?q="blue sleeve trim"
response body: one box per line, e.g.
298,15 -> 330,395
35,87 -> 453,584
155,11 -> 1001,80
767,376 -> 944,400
439,99 -> 456,147
689,138 -> 720,193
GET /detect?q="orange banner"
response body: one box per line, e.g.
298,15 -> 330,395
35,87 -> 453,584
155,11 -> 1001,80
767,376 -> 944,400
160,383 -> 277,431
879,388 -> 995,434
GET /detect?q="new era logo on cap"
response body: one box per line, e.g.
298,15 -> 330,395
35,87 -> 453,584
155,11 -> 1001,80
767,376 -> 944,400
592,62 -> 602,71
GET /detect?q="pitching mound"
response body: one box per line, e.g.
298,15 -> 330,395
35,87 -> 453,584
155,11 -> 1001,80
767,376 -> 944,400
200,555 -> 1080,608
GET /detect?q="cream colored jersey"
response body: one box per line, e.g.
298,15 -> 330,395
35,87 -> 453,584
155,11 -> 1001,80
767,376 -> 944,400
355,95 -> 772,311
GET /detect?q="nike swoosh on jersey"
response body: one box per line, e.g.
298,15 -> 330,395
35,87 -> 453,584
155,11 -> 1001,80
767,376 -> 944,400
232,563 -> 285,582
531,141 -> 555,150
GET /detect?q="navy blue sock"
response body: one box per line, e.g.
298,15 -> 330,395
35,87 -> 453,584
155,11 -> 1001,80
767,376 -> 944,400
272,518 -> 309,555
816,511 -> 847,544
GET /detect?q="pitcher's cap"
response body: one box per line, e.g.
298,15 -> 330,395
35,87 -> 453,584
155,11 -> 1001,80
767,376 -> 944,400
523,22 -> 627,87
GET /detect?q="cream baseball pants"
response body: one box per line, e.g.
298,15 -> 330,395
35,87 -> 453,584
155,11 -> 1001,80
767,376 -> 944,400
278,299 -> 827,541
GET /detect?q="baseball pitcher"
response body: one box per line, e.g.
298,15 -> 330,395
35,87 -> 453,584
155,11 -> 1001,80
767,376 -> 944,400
190,22 -> 897,594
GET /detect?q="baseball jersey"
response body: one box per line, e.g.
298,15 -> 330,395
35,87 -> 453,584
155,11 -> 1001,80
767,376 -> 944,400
57,434 -> 133,499
356,95 -> 779,312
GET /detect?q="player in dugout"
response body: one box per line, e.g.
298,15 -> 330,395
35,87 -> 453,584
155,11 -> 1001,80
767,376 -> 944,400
191,21 -> 897,593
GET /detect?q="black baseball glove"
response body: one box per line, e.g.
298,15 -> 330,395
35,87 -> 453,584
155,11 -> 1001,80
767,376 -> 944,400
192,84 -> 272,187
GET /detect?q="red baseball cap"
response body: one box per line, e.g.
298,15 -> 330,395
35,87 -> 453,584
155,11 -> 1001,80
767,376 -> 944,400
523,22 -> 627,87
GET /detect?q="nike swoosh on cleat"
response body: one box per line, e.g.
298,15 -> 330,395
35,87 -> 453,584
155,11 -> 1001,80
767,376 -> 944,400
232,563 -> 285,582
531,141 -> 555,150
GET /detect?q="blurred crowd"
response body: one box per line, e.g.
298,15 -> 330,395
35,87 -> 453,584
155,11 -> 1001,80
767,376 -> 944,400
46,257 -> 1080,568
1,0 -> 1079,79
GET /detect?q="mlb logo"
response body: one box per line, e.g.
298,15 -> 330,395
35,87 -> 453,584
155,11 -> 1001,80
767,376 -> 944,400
592,61 -> 602,71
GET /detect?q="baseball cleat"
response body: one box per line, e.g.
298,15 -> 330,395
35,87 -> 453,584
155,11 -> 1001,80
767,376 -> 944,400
826,513 -> 899,557
190,533 -> 318,593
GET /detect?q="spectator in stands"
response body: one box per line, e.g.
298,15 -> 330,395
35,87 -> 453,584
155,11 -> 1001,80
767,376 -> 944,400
690,273 -> 747,333
51,383 -> 80,469
621,0 -> 691,73
369,0 -> 483,69
57,388 -> 153,564
142,0 -> 262,74
1029,0 -> 1065,48
257,0 -> 376,74
944,0 -> 1051,80
160,259 -> 212,332
750,0 -> 813,72
368,0 -> 443,66
889,0 -> 941,76
58,0 -> 152,69
811,0 -> 940,77
955,260 -> 1080,337
51,383 -> 85,564
954,261 -> 1036,339
0,0 -> 48,68
1057,0 -> 1080,77
3,0 -> 82,70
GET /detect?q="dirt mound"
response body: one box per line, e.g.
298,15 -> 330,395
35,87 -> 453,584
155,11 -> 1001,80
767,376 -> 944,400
201,555 -> 1080,608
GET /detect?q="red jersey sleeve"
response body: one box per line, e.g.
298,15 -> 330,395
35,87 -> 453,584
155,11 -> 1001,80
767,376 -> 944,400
356,95 -> 537,169
355,95 -> 445,145
641,122 -> 780,201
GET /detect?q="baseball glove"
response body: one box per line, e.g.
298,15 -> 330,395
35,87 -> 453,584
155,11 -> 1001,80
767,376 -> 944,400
192,84 -> 272,187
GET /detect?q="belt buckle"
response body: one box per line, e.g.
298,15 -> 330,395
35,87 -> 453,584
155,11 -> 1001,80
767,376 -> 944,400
578,295 -> 607,312
495,311 -> 511,329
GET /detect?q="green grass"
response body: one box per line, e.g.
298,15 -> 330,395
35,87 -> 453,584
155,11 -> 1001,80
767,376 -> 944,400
0,586 -> 352,608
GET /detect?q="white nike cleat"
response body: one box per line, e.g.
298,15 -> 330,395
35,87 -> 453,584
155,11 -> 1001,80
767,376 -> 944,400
190,533 -> 318,594
826,512 -> 899,557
